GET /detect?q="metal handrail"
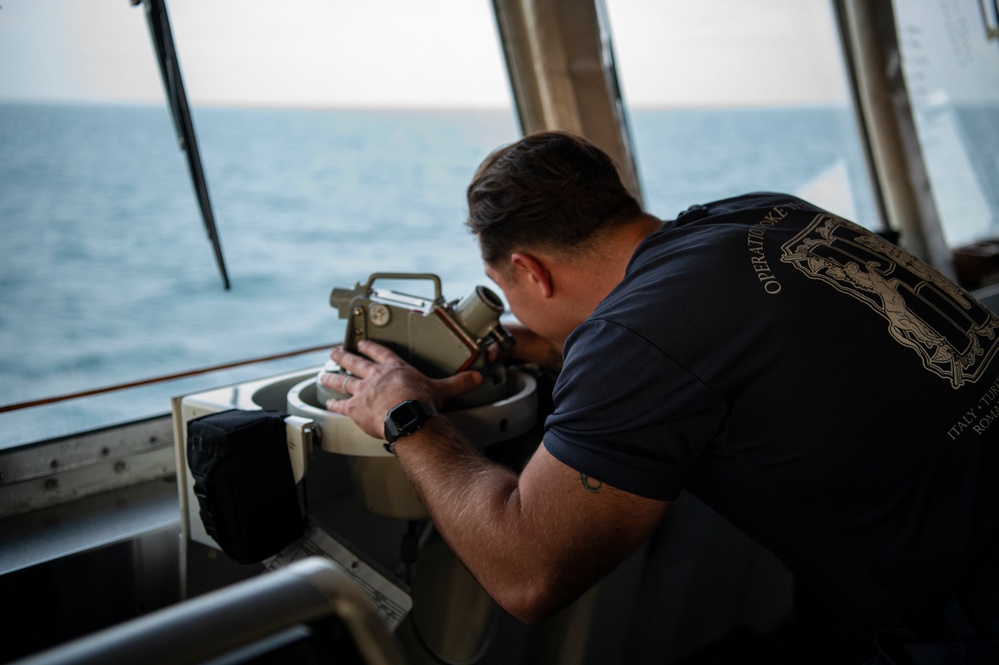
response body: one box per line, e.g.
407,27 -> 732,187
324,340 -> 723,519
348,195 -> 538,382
0,343 -> 333,414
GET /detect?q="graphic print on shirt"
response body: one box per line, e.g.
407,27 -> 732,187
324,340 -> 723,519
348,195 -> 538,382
781,214 -> 999,389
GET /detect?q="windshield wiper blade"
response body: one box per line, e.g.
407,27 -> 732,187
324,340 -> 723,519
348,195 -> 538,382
135,0 -> 231,290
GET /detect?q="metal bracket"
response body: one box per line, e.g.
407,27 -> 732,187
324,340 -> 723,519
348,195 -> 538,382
284,415 -> 321,483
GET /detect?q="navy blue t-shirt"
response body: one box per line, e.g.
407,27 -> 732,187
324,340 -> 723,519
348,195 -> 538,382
543,192 -> 999,629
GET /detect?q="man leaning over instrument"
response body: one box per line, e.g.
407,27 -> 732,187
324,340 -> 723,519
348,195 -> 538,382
323,131 -> 999,664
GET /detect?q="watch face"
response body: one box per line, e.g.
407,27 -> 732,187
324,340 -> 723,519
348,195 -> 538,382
386,400 -> 434,444
394,401 -> 423,429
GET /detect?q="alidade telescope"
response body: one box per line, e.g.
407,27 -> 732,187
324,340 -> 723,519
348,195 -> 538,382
316,273 -> 515,408
284,272 -> 536,518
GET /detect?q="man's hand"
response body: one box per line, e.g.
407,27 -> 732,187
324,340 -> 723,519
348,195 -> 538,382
321,340 -> 482,439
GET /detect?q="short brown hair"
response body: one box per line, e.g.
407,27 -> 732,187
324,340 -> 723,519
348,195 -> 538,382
465,131 -> 641,266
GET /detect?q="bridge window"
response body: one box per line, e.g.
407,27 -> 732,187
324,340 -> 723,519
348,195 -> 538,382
605,0 -> 879,230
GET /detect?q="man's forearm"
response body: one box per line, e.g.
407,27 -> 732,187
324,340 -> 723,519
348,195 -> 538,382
393,418 -> 577,622
390,414 -> 666,623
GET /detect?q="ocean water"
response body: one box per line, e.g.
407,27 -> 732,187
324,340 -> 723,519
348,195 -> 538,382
0,102 -> 873,447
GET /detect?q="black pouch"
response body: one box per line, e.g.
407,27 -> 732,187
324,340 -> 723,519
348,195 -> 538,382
187,409 -> 305,564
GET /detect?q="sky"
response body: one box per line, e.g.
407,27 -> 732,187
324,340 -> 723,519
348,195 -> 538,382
0,0 -> 853,109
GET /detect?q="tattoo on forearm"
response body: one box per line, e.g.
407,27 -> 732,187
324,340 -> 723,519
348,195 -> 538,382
580,474 -> 602,493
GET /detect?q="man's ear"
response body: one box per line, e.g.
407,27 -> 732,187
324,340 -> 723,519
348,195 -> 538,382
510,252 -> 553,298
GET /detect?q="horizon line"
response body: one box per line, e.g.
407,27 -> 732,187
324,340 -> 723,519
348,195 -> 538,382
0,95 -> 851,113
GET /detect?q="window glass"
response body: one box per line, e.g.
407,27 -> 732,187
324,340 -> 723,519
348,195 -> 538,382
893,0 -> 999,248
0,0 -> 517,448
605,0 -> 878,228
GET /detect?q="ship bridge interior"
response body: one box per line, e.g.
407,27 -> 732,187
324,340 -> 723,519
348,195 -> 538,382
1,1 -> 997,663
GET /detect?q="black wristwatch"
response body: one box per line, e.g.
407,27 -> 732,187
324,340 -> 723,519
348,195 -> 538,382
383,400 -> 438,454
